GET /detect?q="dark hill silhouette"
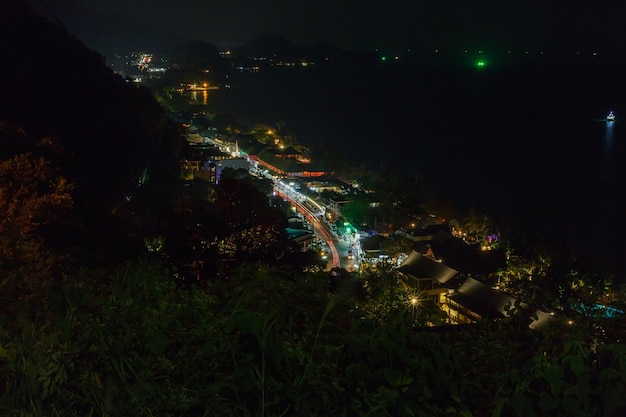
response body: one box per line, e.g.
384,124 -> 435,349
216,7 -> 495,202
26,0 -> 181,58
167,40 -> 231,76
236,33 -> 301,59
308,41 -> 344,61
231,33 -> 377,64
0,3 -> 183,261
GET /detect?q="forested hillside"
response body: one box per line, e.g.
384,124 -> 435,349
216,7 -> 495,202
0,2 -> 184,262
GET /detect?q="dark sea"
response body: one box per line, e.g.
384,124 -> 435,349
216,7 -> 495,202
205,54 -> 626,274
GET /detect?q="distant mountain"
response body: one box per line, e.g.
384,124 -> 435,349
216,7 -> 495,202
234,33 -> 301,59
230,33 -> 377,63
27,0 -> 181,59
307,41 -> 345,61
167,40 -> 229,74
26,1 -> 375,65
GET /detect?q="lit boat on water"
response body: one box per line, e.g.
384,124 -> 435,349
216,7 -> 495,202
607,111 -> 616,122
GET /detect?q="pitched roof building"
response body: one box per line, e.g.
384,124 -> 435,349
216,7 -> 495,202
397,248 -> 551,329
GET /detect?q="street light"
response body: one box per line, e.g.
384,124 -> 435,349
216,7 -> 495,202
407,290 -> 427,321
409,296 -> 420,320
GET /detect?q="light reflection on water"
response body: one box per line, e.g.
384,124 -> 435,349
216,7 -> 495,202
190,90 -> 209,106
605,120 -> 615,144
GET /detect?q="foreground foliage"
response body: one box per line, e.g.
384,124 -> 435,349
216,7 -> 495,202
1,263 -> 625,417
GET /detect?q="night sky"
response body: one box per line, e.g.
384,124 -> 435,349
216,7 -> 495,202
38,0 -> 626,53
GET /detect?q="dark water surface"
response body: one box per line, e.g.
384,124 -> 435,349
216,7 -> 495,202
207,57 -> 626,272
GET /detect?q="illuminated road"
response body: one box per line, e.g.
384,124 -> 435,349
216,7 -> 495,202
274,188 -> 341,269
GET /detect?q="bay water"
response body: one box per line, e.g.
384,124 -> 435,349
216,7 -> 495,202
206,55 -> 626,273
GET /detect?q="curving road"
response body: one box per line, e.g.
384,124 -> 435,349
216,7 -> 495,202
274,183 -> 361,272
275,187 -> 340,268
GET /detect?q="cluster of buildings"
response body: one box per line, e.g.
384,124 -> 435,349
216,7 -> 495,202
390,225 -> 553,329
109,51 -> 169,82
180,124 -> 556,329
180,127 -> 340,188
